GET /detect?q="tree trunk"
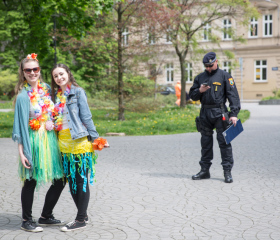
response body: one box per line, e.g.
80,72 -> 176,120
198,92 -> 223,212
117,5 -> 125,121
178,55 -> 187,108
175,44 -> 188,108
154,76 -> 157,100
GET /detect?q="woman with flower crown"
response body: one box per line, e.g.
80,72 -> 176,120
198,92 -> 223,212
12,54 -> 65,232
51,63 -> 109,232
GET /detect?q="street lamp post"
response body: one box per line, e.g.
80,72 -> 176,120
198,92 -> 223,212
52,14 -> 59,64
265,0 -> 280,41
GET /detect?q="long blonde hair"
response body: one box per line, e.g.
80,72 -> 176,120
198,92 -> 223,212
13,58 -> 44,105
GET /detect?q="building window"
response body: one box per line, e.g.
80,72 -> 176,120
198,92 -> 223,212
263,14 -> 273,37
148,31 -> 156,45
249,18 -> 258,38
122,27 -> 129,46
166,27 -> 172,44
223,19 -> 232,40
203,23 -> 211,41
185,63 -> 192,82
255,60 -> 267,81
223,61 -> 231,75
166,63 -> 174,82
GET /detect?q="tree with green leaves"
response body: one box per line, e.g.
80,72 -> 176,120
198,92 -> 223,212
0,0 -> 114,77
143,0 -> 259,108
109,0 -> 149,120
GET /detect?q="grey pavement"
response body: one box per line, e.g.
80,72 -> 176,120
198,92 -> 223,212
0,103 -> 280,240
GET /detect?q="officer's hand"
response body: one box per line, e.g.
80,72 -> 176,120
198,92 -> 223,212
229,117 -> 238,126
199,84 -> 210,93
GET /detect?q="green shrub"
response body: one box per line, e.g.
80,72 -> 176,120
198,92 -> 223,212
0,69 -> 17,100
261,88 -> 280,100
0,101 -> 13,109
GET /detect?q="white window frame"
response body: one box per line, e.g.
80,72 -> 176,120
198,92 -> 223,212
223,61 -> 232,75
122,27 -> 129,46
166,27 -> 172,44
254,60 -> 267,82
147,32 -> 155,45
166,63 -> 174,82
263,14 -> 273,37
248,18 -> 258,38
202,23 -> 211,41
223,19 -> 232,40
185,63 -> 193,82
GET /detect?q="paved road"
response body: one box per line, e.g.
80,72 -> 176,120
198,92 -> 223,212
0,109 -> 12,112
0,103 -> 279,240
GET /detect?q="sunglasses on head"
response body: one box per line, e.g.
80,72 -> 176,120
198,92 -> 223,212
23,67 -> 40,74
204,63 -> 214,68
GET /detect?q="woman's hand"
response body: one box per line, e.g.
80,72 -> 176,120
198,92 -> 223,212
20,155 -> 31,169
18,144 -> 31,169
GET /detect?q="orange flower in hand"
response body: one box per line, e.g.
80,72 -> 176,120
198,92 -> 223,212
92,138 -> 108,151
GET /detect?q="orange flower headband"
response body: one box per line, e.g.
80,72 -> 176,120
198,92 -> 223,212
26,53 -> 38,61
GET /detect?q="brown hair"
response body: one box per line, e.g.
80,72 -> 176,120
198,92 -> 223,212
51,63 -> 79,102
13,58 -> 43,105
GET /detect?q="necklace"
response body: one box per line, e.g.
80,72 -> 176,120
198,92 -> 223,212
53,84 -> 71,131
24,81 -> 54,131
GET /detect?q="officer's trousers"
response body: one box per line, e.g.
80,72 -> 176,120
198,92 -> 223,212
199,108 -> 234,170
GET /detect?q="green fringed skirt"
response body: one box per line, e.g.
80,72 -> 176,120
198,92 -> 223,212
18,125 -> 64,187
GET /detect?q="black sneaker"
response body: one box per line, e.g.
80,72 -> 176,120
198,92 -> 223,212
38,215 -> 64,226
85,215 -> 89,224
61,220 -> 86,232
21,220 -> 43,232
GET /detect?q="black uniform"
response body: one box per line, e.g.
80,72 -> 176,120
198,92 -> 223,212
189,66 -> 240,170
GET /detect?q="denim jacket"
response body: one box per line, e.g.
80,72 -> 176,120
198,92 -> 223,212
65,85 -> 99,141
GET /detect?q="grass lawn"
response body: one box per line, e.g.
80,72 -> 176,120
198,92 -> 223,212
0,105 -> 250,138
0,101 -> 13,109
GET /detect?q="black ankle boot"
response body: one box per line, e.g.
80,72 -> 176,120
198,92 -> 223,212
192,169 -> 210,180
224,170 -> 233,183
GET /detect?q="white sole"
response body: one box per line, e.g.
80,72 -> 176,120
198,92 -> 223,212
61,225 -> 87,232
21,227 -> 43,232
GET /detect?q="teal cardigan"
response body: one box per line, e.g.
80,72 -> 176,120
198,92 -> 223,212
12,88 -> 32,171
12,84 -> 52,172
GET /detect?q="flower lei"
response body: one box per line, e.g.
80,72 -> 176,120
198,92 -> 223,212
24,81 -> 55,131
53,84 -> 71,131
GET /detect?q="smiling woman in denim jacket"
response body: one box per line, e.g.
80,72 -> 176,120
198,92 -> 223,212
51,63 -> 109,232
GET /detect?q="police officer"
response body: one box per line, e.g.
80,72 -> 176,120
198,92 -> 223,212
189,52 -> 240,183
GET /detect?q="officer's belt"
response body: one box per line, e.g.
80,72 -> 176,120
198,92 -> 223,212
202,104 -> 220,109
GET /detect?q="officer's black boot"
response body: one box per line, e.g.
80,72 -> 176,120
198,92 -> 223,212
192,169 -> 210,180
224,170 -> 233,183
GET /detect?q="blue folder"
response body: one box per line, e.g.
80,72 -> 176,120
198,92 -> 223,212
222,119 -> 244,145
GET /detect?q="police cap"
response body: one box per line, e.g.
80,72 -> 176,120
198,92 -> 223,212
202,52 -> 216,65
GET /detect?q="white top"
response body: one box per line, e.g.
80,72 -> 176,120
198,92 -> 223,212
29,102 -> 39,119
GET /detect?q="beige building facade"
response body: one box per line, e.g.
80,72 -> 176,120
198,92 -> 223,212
145,0 -> 280,101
